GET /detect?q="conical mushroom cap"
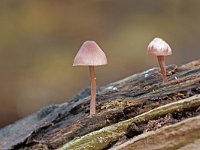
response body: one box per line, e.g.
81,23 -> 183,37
147,37 -> 172,56
73,41 -> 107,66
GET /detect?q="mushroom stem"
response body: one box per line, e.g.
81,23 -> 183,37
157,56 -> 168,84
89,66 -> 96,115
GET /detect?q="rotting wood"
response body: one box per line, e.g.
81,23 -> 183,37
0,59 -> 200,150
110,115 -> 200,150
58,95 -> 200,150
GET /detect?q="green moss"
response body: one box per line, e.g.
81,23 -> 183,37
59,129 -> 125,150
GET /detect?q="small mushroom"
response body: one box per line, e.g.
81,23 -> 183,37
73,41 -> 107,115
147,37 -> 172,84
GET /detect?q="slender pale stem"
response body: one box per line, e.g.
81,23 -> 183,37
157,56 -> 168,84
89,66 -> 96,115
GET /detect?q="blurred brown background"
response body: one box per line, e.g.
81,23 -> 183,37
0,0 -> 200,128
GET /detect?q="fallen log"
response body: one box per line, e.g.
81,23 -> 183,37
0,59 -> 200,150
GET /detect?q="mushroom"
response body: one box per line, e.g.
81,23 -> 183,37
73,41 -> 107,115
147,37 -> 172,84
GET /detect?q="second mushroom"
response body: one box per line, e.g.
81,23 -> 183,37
73,41 -> 107,116
147,37 -> 172,84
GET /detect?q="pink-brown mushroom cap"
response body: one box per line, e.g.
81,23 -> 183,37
147,37 -> 172,56
73,41 -> 107,66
